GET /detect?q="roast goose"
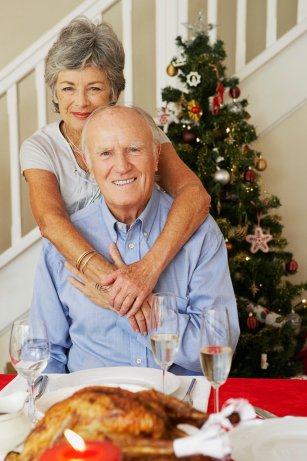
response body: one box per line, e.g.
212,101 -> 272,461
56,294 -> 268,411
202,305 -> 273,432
5,386 -> 211,461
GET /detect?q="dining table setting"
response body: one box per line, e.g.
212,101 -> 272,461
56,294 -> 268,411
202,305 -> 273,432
0,368 -> 307,461
1,300 -> 306,460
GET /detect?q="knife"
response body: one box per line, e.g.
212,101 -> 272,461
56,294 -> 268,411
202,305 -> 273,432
254,405 -> 277,419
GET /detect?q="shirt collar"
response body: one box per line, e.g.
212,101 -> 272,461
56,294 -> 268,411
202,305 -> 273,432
99,188 -> 161,240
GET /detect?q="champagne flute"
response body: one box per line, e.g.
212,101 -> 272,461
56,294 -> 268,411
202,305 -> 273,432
150,292 -> 179,393
199,306 -> 232,413
9,318 -> 50,425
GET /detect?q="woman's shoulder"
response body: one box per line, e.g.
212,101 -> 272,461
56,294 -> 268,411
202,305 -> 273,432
21,121 -> 62,149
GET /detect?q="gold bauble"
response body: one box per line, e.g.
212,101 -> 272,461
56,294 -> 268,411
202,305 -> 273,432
256,158 -> 268,171
166,64 -> 178,77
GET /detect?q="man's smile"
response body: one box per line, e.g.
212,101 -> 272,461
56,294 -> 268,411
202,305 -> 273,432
112,178 -> 137,186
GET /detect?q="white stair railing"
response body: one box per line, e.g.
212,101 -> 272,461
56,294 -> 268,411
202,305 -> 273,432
0,0 -> 306,270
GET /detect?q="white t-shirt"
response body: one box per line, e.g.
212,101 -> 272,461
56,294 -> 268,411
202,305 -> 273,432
20,121 -> 170,215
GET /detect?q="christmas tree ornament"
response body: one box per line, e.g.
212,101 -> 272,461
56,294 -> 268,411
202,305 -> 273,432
229,225 -> 248,241
229,86 -> 241,99
286,310 -> 302,335
173,53 -> 187,68
186,71 -> 201,87
247,312 -> 258,330
182,9 -> 208,37
187,100 -> 203,122
260,353 -> 269,370
226,241 -> 233,251
211,95 -> 221,115
213,168 -> 230,185
255,157 -> 268,171
249,281 -> 260,297
182,128 -> 197,144
246,213 -> 273,253
285,259 -> 298,273
166,63 -> 178,77
244,169 -> 256,182
247,302 -> 286,328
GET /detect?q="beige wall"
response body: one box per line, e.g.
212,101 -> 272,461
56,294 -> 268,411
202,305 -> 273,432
256,104 -> 307,285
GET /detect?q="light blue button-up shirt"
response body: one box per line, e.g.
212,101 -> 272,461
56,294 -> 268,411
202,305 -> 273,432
31,188 -> 239,375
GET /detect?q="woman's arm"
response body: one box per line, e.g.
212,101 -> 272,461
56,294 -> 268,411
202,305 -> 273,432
105,142 -> 211,314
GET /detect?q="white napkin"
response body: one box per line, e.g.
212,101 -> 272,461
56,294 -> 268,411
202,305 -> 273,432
174,398 -> 257,459
0,391 -> 28,413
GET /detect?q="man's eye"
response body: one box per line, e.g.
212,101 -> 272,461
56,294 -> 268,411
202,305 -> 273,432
128,147 -> 140,154
100,151 -> 111,157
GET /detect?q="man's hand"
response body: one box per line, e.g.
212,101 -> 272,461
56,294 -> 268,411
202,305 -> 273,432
103,243 -> 159,317
65,261 -> 150,335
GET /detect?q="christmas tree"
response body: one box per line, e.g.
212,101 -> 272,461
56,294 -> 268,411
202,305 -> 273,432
158,14 -> 307,378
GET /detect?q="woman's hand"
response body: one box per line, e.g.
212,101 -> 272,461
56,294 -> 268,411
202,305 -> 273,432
65,259 -> 151,335
103,243 -> 158,317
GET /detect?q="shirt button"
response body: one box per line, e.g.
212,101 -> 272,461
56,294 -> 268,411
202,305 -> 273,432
113,234 -> 117,242
143,231 -> 148,237
118,223 -> 123,230
128,243 -> 135,249
136,358 -> 142,364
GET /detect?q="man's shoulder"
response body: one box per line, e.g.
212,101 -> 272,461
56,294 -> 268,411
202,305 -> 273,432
70,200 -> 102,225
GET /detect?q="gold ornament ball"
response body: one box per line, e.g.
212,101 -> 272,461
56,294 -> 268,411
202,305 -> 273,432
166,64 -> 178,77
256,158 -> 268,171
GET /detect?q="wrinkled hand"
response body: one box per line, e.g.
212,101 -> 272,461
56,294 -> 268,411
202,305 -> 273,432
65,260 -> 150,335
104,243 -> 158,317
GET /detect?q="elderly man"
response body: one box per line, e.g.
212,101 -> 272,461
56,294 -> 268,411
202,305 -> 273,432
30,105 -> 239,375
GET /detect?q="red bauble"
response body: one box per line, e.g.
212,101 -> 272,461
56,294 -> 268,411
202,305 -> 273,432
286,259 -> 298,273
229,86 -> 241,99
182,129 -> 197,144
244,169 -> 256,182
226,241 -> 233,251
247,313 -> 258,330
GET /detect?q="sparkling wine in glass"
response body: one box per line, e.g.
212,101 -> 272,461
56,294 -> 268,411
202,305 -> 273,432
9,318 -> 50,425
199,306 -> 232,412
150,292 -> 179,393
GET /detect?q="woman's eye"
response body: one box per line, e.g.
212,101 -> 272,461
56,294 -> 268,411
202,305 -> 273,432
61,87 -> 74,92
89,86 -> 102,92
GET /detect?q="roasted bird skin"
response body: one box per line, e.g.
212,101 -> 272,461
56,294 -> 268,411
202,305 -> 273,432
5,386 -> 209,461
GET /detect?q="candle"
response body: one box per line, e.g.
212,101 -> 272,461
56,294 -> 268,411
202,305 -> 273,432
39,440 -> 122,461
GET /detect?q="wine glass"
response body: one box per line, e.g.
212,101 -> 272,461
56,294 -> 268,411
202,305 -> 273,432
199,305 -> 232,413
149,292 -> 179,393
9,318 -> 50,425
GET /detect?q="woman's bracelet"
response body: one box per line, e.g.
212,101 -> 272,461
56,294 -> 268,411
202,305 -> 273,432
75,250 -> 96,271
80,251 -> 98,274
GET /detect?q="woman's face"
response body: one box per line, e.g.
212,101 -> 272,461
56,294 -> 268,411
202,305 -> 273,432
55,65 -> 113,134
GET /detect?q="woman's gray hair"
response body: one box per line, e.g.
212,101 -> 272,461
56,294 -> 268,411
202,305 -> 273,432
45,16 -> 125,112
82,105 -> 161,166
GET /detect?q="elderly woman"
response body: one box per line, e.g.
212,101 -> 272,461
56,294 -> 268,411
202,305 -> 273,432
20,17 -> 210,330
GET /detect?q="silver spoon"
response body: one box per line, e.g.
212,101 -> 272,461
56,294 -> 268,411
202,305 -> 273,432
182,378 -> 197,406
34,375 -> 49,400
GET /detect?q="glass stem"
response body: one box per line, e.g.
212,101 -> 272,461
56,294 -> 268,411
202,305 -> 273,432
28,379 -> 36,426
214,386 -> 220,413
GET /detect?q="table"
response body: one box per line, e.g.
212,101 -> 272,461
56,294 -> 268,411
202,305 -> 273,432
1,374 -> 306,417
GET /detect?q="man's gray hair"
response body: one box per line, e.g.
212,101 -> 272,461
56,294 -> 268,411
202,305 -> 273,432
81,105 -> 161,166
45,16 -> 125,112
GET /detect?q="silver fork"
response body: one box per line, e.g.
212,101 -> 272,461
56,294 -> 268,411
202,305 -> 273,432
182,378 -> 197,406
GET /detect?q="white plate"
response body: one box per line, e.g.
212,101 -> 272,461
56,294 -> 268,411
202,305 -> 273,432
49,366 -> 180,394
230,417 -> 307,461
37,367 -> 180,414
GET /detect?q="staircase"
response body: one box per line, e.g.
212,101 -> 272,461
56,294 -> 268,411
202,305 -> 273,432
0,0 -> 307,370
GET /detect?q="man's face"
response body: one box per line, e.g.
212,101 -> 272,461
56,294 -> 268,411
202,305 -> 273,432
86,107 -> 159,224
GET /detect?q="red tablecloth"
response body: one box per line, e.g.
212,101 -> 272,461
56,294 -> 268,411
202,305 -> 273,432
1,374 -> 306,417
